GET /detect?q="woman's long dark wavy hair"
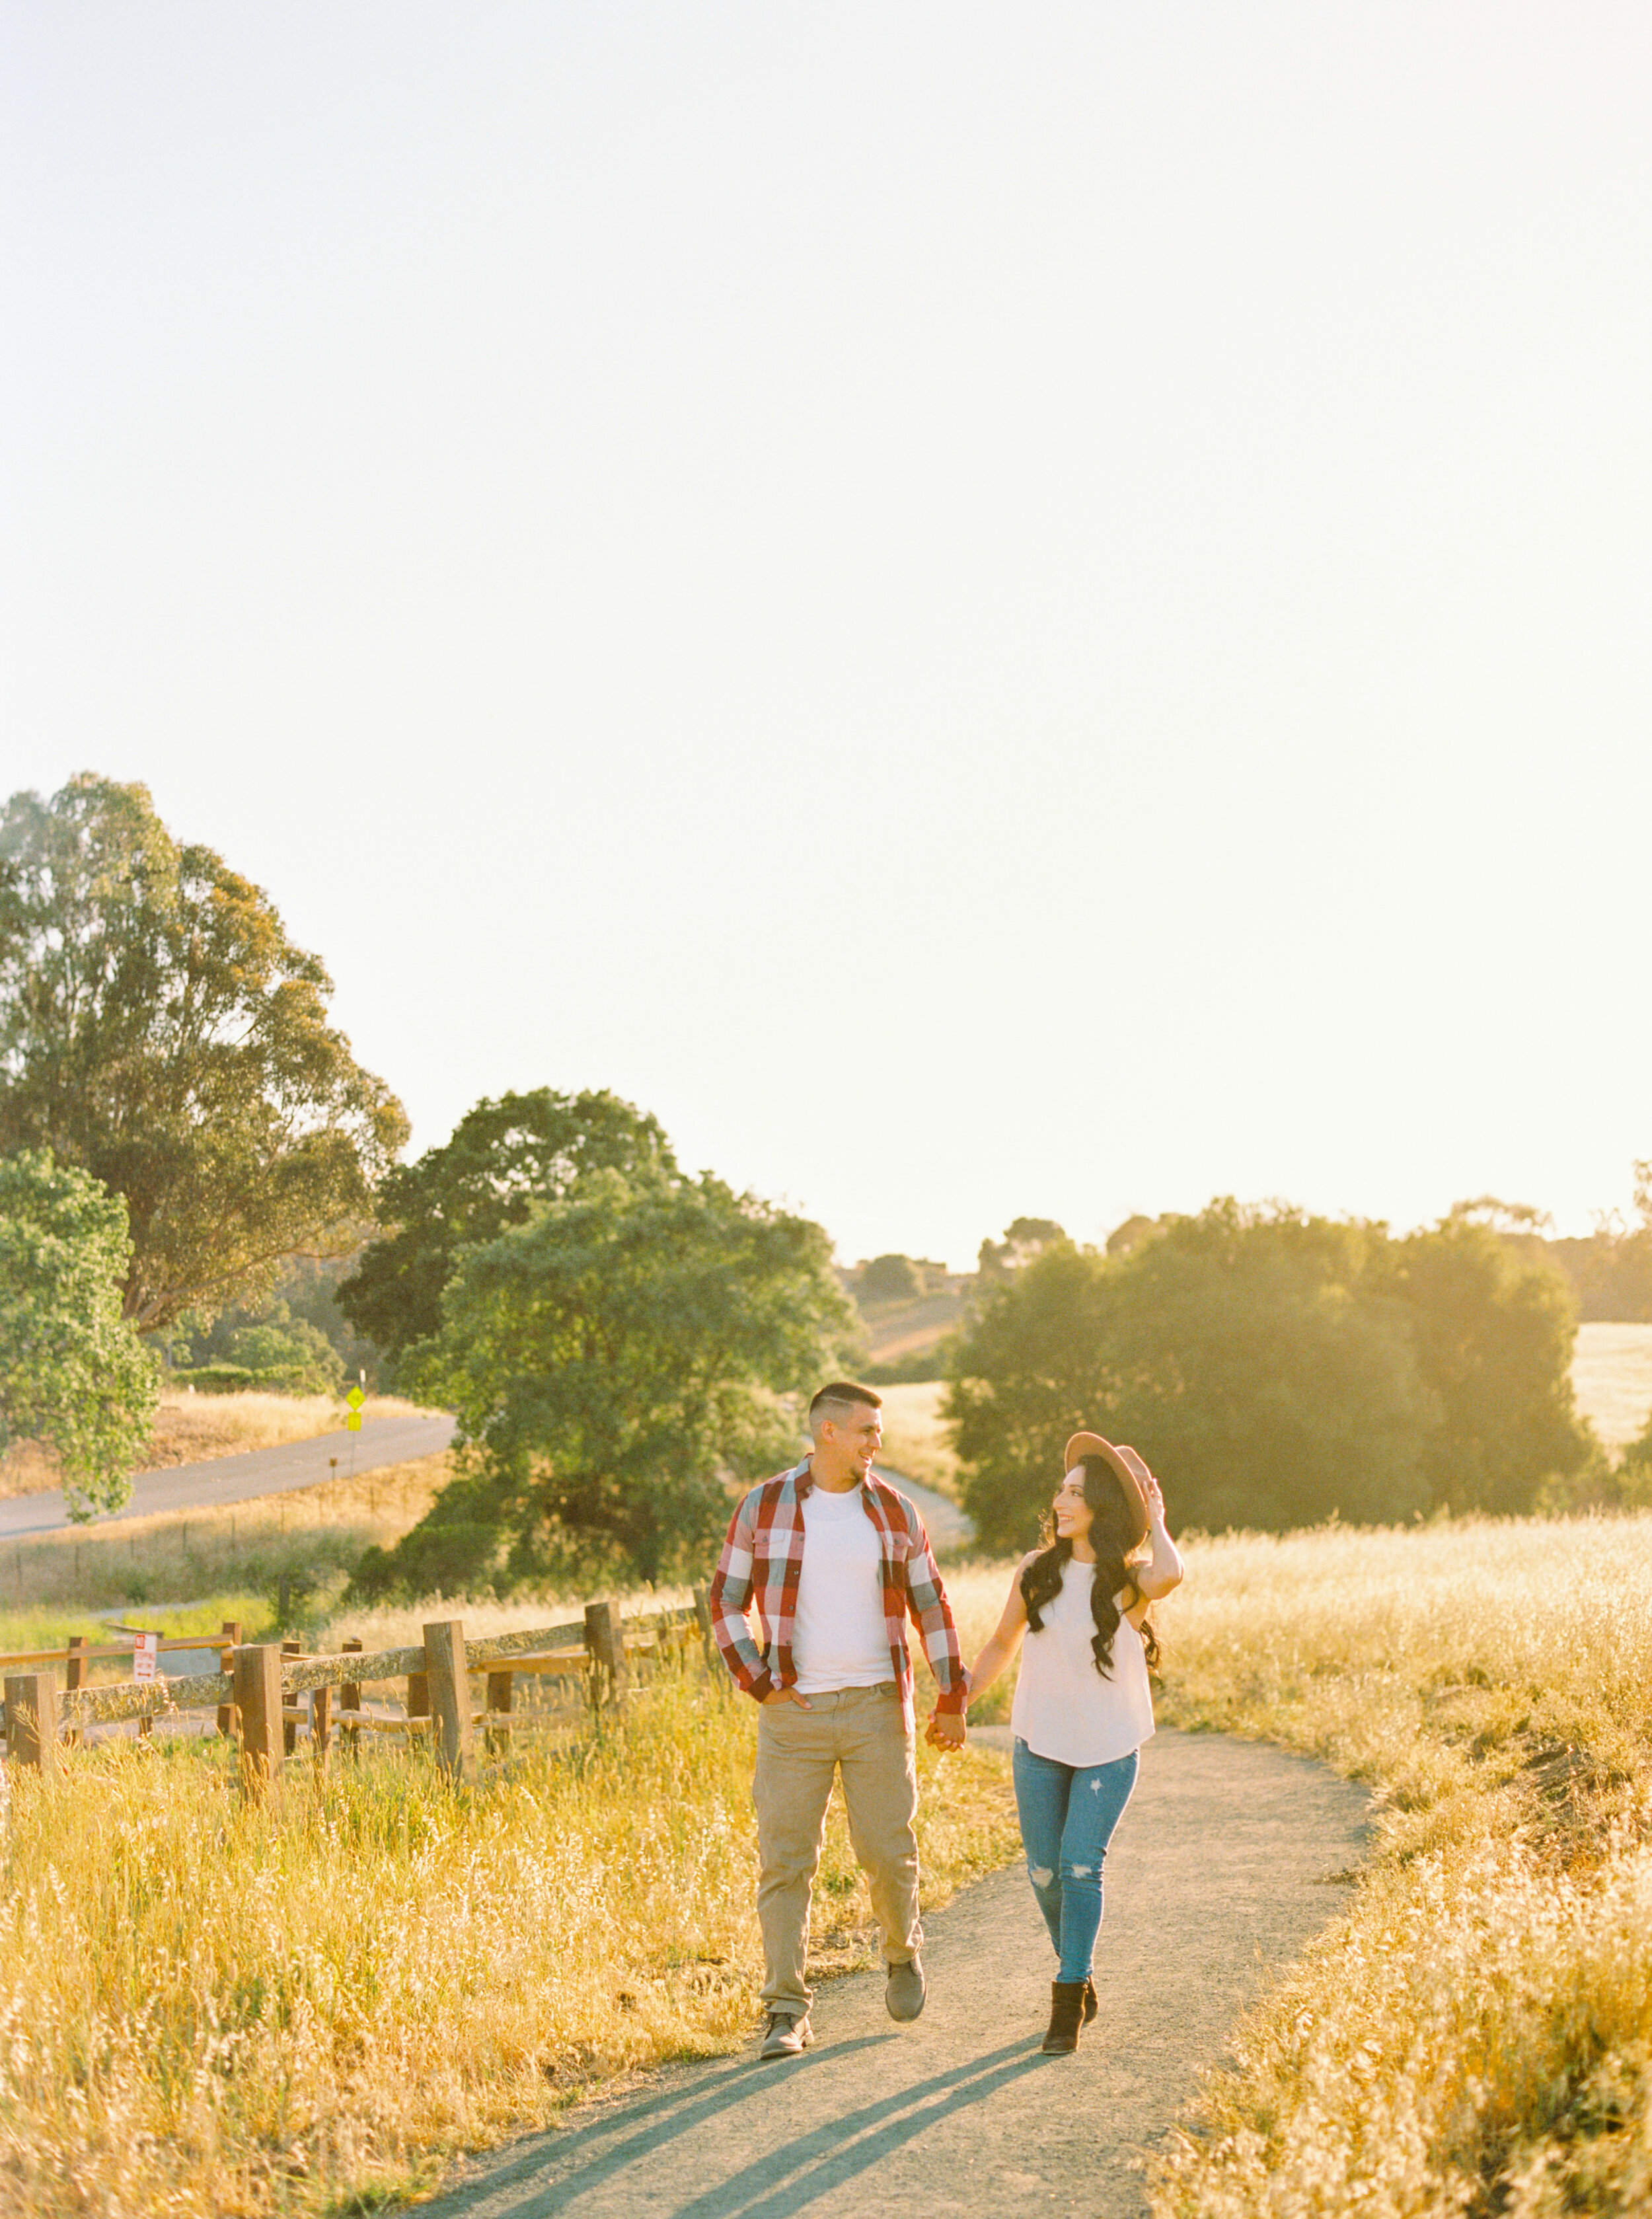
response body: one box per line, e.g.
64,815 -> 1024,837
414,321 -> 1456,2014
1020,1452 -> 1160,1678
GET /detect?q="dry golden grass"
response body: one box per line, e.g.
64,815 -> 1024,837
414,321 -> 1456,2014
1146,1513 -> 1652,2218
3,1454 -> 451,1619
1570,1321 -> 1652,1450
0,1392 -> 436,1499
876,1381 -> 959,1497
860,1287 -> 967,1365
308,1582 -> 699,1657
0,1667 -> 1018,2218
145,1390 -> 432,1466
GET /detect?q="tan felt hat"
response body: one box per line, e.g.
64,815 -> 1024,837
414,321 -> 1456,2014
1064,1431 -> 1151,1552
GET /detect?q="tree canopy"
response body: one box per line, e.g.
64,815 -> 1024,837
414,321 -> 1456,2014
1372,1215 -> 1594,1516
0,1150 -> 157,1518
336,1086 -> 676,1369
350,1160 -> 858,1596
977,1217 -> 1067,1280
948,1198 -> 1597,1550
0,776 -> 408,1332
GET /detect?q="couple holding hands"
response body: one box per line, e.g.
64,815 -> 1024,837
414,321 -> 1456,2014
709,1380 -> 1184,2061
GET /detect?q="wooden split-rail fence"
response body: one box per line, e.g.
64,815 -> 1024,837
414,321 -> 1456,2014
2,1589 -> 719,1801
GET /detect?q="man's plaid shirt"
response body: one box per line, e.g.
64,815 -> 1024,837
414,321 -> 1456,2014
710,1460 -> 967,1731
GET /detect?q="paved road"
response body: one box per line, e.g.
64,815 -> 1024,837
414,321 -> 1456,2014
0,1433 -> 967,1552
0,1412 -> 459,1541
422,1725 -> 1370,2218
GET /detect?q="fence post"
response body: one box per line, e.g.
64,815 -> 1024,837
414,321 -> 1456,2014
65,1634 -> 88,1749
485,1669 -> 513,1756
311,1683 -> 332,1774
692,1585 -> 720,1682
280,1637 -> 302,1755
216,1621 -> 241,1741
233,1645 -> 283,1804
406,1665 -> 430,1741
423,1620 -> 473,1782
340,1637 -> 363,1758
585,1599 -> 623,1715
5,1672 -> 59,1776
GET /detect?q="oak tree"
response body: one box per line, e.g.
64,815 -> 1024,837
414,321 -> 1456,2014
350,1162 -> 858,1595
0,1150 -> 157,1517
336,1086 -> 678,1369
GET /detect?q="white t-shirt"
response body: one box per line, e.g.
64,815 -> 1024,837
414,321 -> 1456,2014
1010,1556 -> 1155,1767
792,1483 -> 892,1694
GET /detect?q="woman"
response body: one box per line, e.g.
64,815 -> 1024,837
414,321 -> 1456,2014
965,1431 -> 1183,2054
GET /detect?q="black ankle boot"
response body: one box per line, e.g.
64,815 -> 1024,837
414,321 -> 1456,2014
1041,1980 -> 1086,2054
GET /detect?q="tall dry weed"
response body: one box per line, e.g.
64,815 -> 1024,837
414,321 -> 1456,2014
1150,1513 -> 1652,2218
0,1663 -> 1016,2218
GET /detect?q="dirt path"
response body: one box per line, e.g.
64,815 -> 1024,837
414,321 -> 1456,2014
422,1726 -> 1371,2218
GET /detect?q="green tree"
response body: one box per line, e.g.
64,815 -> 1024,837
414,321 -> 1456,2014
1374,1215 -> 1596,1514
220,1312 -> 346,1393
336,1087 -> 675,1370
856,1254 -> 924,1302
0,1150 -> 157,1517
0,775 -> 408,1332
349,1164 -> 858,1597
184,1252 -> 381,1388
1104,1213 -> 1160,1258
976,1217 -> 1067,1281
948,1238 -> 1123,1547
950,1204 -> 1435,1549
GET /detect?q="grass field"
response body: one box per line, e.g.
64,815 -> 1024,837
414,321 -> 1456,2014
0,1390 -> 433,1499
11,1347 -> 1652,2212
0,1452 -> 451,1630
1136,1513 -> 1652,2217
858,1285 -> 969,1367
7,1503 -> 1652,2213
875,1380 -> 959,1497
1571,1320 -> 1652,1449
0,1664 -> 1019,2219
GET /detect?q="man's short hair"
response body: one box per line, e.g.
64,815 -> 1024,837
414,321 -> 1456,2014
808,1380 -> 883,1433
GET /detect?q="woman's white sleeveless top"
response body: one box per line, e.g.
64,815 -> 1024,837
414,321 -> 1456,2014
1010,1556 -> 1155,1768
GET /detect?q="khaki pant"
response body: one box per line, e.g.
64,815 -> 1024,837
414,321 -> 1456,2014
753,1682 -> 920,2013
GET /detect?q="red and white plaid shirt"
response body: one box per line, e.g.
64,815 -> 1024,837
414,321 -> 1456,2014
710,1459 -> 967,1731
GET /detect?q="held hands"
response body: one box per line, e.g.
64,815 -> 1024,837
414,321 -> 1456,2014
924,1710 -> 966,1752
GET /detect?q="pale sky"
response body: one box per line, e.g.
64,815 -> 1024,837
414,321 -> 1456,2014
4,5 -> 1650,1270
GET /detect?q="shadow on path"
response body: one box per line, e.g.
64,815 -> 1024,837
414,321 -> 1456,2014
424,1727 -> 1372,2219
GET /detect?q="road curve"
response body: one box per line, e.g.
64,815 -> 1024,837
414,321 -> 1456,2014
420,1725 -> 1371,2218
0,1412 -> 459,1542
0,1433 -> 966,1552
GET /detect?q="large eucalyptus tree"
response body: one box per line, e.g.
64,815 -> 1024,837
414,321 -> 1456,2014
0,774 -> 408,1332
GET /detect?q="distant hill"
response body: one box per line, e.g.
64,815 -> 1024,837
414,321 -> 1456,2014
841,1254 -> 973,1382
856,1285 -> 971,1379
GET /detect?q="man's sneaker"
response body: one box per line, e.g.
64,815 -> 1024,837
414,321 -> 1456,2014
885,1957 -> 926,2022
759,2010 -> 811,2060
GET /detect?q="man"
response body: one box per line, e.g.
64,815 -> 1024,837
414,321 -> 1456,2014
710,1380 -> 969,2060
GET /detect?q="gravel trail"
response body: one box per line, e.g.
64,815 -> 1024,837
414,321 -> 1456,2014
422,1724 -> 1370,2218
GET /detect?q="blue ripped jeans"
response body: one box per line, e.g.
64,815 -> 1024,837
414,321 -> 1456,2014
1012,1740 -> 1139,1982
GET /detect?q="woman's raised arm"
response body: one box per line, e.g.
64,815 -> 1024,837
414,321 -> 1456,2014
1116,1448 -> 1184,1600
